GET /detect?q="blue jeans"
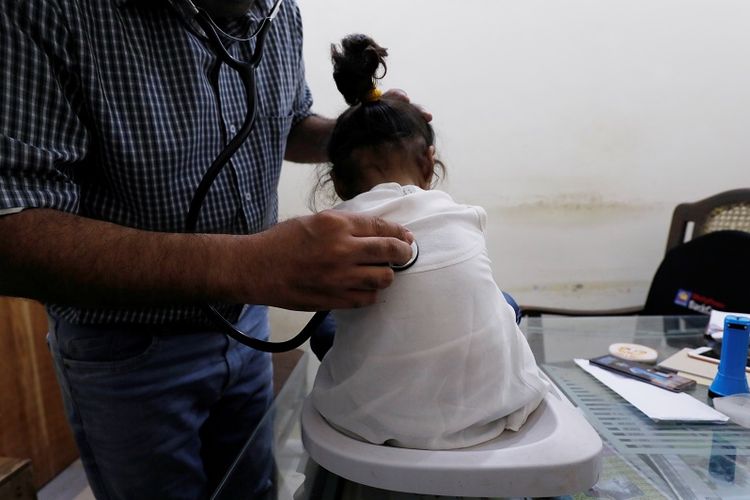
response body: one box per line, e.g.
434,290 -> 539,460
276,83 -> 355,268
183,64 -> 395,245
48,306 -> 274,500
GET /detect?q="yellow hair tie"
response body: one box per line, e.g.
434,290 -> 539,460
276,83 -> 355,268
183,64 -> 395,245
365,88 -> 382,102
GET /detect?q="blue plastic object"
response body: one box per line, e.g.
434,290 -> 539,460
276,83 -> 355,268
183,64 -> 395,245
709,316 -> 750,398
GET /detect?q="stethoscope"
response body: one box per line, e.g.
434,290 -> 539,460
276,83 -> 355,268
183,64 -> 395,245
169,0 -> 418,352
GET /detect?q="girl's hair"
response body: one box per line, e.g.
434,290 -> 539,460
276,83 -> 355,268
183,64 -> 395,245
321,34 -> 443,202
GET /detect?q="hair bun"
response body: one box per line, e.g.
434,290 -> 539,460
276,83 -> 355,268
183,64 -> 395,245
331,34 -> 388,106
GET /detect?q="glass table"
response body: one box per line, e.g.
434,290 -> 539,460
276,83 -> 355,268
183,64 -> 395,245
213,316 -> 750,499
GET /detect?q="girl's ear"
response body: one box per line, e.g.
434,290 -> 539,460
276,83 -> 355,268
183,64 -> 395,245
418,145 -> 436,186
331,172 -> 348,200
331,171 -> 358,200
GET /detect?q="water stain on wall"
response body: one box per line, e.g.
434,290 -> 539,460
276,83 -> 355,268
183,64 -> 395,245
482,200 -> 669,309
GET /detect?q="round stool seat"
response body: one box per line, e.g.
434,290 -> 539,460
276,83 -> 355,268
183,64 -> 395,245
301,383 -> 602,497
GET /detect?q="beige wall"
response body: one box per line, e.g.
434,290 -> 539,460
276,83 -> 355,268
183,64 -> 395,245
272,0 -> 750,337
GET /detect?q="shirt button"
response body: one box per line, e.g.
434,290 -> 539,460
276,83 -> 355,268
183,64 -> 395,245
244,192 -> 252,202
229,124 -> 237,134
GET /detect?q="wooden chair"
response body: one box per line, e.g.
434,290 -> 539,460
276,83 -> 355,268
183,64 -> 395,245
665,188 -> 750,252
0,458 -> 35,500
521,189 -> 750,318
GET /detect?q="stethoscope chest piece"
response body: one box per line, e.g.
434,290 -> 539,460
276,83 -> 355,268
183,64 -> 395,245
390,240 -> 419,272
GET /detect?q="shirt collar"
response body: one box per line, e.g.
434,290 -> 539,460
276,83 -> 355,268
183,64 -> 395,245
113,0 -> 268,15
113,0 -> 145,6
115,0 -> 266,41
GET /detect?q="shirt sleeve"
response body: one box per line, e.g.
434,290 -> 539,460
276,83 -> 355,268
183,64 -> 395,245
289,1 -> 314,127
291,60 -> 314,127
475,206 -> 488,233
0,0 -> 88,215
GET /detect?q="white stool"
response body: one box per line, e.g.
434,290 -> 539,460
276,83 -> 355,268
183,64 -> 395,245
301,382 -> 603,497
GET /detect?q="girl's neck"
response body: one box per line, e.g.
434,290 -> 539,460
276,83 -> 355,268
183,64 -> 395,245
364,172 -> 427,190
357,156 -> 430,192
335,147 -> 435,200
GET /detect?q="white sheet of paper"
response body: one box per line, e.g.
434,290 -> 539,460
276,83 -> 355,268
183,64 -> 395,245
574,359 -> 728,423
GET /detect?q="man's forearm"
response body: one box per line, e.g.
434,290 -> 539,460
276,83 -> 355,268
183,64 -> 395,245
284,114 -> 336,163
0,208 -> 244,307
0,207 -> 415,312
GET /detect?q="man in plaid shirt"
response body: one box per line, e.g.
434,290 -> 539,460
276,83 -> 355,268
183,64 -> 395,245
0,0 -> 415,498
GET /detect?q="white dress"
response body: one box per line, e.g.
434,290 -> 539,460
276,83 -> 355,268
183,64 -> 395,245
311,183 -> 549,450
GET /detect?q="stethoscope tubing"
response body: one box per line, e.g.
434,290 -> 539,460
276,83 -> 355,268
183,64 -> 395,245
184,2 -> 417,352
185,5 -> 325,352
185,13 -> 258,232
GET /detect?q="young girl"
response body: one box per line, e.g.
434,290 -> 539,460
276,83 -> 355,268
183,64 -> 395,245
310,34 -> 549,450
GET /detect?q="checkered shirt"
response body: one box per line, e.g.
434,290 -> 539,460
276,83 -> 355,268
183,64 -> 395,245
1,0 -> 313,324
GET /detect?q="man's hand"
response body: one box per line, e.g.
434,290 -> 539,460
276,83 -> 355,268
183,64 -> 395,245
383,88 -> 433,123
235,211 -> 414,311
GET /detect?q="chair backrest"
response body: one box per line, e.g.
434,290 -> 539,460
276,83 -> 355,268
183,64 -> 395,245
665,188 -> 750,253
643,230 -> 750,315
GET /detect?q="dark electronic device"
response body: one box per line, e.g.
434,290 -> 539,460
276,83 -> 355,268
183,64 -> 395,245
590,355 -> 696,392
689,346 -> 750,369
